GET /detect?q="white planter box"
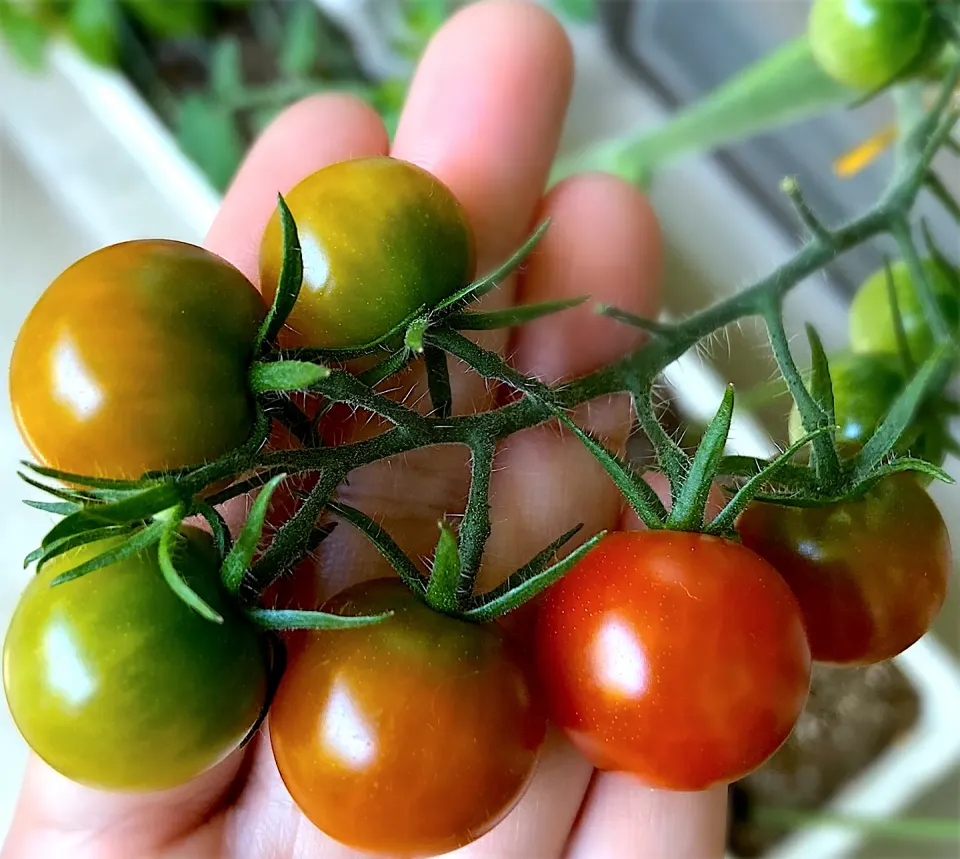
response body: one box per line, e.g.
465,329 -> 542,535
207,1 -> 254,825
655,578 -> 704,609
1,12 -> 958,859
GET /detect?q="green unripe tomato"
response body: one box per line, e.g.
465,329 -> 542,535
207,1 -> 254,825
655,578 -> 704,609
259,156 -> 476,350
808,0 -> 932,90
2,528 -> 269,792
849,258 -> 960,364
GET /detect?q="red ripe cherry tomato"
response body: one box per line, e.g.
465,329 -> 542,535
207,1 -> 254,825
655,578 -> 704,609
737,473 -> 950,665
534,530 -> 811,791
268,577 -> 546,856
9,240 -> 266,480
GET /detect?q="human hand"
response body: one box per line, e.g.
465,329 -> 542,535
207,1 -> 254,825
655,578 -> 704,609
2,2 -> 727,857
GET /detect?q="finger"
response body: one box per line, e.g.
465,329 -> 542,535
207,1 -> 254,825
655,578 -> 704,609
205,94 -> 388,280
317,0 -> 574,592
564,777 -> 729,859
1,94 -> 388,859
450,174 -> 661,859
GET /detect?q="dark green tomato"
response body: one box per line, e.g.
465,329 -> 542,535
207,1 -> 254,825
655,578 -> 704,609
9,240 -> 266,480
269,578 -> 545,856
738,474 -> 951,665
259,156 -> 476,350
808,0 -> 933,90
2,528 -> 268,792
849,258 -> 960,365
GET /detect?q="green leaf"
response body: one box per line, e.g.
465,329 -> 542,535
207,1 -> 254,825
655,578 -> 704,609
0,1 -> 49,68
210,37 -> 244,100
464,528 -> 605,623
328,502 -> 427,596
255,194 -> 304,351
157,513 -> 223,624
279,0 -> 319,78
425,521 -> 462,614
120,0 -> 206,37
248,360 -> 330,393
805,324 -> 836,430
50,520 -> 165,586
221,474 -> 286,595
447,296 -> 588,330
67,0 -> 119,67
246,607 -> 393,631
424,346 -> 452,419
175,94 -> 245,193
552,36 -> 856,185
666,385 -> 734,532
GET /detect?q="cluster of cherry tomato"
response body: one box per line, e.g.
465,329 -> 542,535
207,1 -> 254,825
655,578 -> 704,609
2,150 -> 955,857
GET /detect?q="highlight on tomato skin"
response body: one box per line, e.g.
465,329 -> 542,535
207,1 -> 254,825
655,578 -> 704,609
268,577 -> 546,857
8,239 -> 267,481
737,473 -> 951,666
533,530 -> 812,792
258,156 -> 476,350
2,528 -> 269,793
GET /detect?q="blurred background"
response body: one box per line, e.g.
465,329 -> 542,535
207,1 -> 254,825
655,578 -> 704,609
0,1 -> 958,857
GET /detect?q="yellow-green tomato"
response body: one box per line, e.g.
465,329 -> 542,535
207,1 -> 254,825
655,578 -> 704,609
808,0 -> 932,90
259,157 -> 476,350
849,258 -> 960,364
2,528 -> 268,792
9,240 -> 266,480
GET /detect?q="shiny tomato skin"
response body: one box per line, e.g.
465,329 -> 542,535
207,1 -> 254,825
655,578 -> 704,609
9,240 -> 266,480
259,156 -> 476,350
808,0 -> 932,90
269,578 -> 546,856
2,527 -> 269,792
738,473 -> 950,666
534,530 -> 811,791
849,258 -> 960,365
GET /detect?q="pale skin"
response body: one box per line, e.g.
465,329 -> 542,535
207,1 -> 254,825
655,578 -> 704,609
2,2 -> 728,857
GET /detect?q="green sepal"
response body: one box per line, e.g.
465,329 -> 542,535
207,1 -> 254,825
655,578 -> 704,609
549,404 -> 667,529
665,385 -> 734,532
463,527 -> 605,623
39,482 -> 184,550
255,194 -> 303,354
249,360 -> 331,393
327,501 -> 427,596
26,524 -> 133,571
851,347 -> 953,482
157,511 -> 223,624
23,499 -> 83,516
20,461 -> 147,491
246,607 -> 393,631
356,349 -> 416,387
221,474 -> 287,595
447,296 -> 588,331
707,427 -> 834,536
425,521 -> 462,614
49,520 -> 166,586
805,325 -> 836,432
